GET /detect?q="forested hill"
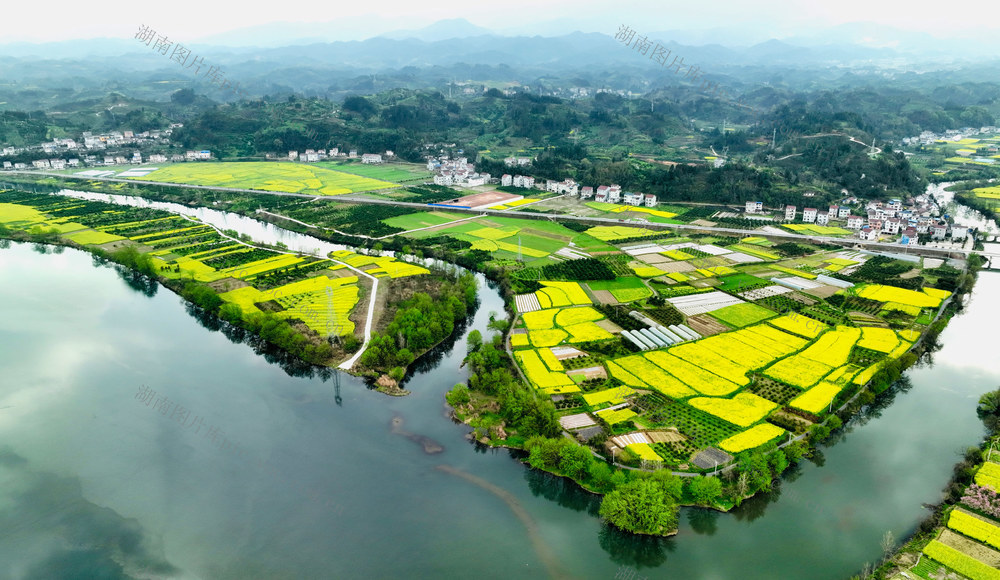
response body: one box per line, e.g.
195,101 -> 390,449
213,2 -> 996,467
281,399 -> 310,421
166,86 -> 931,204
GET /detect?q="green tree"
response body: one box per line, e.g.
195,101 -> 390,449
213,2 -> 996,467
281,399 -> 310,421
688,476 -> 723,505
467,329 -> 483,352
558,443 -> 593,480
599,479 -> 678,535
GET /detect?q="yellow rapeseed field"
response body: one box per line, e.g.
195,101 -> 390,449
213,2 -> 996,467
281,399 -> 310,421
719,424 -> 786,454
642,351 -> 742,396
618,355 -> 698,399
789,381 -> 842,414
688,393 -> 778,427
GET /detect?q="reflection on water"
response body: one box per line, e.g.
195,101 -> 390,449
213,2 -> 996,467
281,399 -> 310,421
2,192 -> 1000,578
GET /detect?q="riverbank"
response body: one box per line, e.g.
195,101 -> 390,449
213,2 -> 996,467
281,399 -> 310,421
0,189 -> 478,388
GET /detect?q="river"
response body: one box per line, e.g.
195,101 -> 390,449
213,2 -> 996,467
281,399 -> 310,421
1,190 -> 999,579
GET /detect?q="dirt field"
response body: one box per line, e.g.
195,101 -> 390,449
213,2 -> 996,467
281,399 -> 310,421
686,314 -> 730,337
567,366 -> 608,381
938,529 -> 1000,566
596,319 -> 623,333
647,429 -> 685,443
590,289 -> 618,305
658,261 -> 696,273
441,190 -> 523,208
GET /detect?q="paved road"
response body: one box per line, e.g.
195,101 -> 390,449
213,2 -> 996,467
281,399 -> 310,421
7,170 -> 996,259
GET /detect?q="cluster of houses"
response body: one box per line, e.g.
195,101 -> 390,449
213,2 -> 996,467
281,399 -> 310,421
286,148 -> 392,163
503,156 -> 533,167
0,128 -> 177,157
578,182 -> 657,207
2,150 -> 210,171
1,126 -> 183,170
747,196 -> 968,244
428,157 -> 491,187
500,174 -> 535,188
900,126 -> 998,148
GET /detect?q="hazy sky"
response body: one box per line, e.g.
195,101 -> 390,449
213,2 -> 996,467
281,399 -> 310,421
4,0 -> 1000,44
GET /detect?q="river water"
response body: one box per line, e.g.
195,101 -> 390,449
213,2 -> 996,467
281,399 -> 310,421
1,191 -> 1000,579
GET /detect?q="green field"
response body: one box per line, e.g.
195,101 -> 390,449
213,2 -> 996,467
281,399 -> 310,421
129,162 -> 401,195
316,161 -> 432,183
382,211 -> 469,230
709,303 -> 776,328
402,215 -> 616,261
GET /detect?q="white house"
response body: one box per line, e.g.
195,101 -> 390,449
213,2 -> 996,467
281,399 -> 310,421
746,201 -> 763,213
465,173 -> 487,187
785,205 -> 796,220
595,188 -> 608,203
608,186 -> 622,203
1,161 -> 10,169
883,218 -> 902,234
859,226 -> 879,241
512,175 -> 534,189
951,225 -> 969,239
289,151 -> 299,160
846,216 -> 864,230
580,186 -> 594,199
828,205 -> 839,217
802,208 -> 817,223
348,150 -> 358,158
433,173 -> 453,186
644,194 -> 657,207
501,174 -> 512,187
624,192 -> 643,206
932,222 -> 948,240
838,206 -> 851,218
361,153 -> 383,164
816,212 -> 830,225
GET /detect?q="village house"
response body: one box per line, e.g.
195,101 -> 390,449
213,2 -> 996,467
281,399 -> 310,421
816,212 -> 830,225
624,192 -> 644,206
745,201 -> 763,213
512,175 -> 534,189
580,186 -> 594,199
846,215 -> 864,230
802,208 -> 817,223
608,185 -> 622,203
644,194 -> 657,207
361,153 -> 383,164
883,218 -> 902,235
951,225 -> 969,239
785,205 -> 797,220
501,174 -> 512,187
932,222 -> 948,240
859,225 -> 879,241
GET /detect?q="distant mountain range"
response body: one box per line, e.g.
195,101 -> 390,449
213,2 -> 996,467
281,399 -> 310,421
0,18 -> 995,64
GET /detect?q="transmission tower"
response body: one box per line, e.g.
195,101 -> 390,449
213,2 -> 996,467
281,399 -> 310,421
325,286 -> 338,338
